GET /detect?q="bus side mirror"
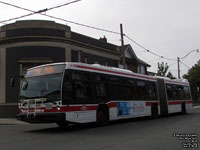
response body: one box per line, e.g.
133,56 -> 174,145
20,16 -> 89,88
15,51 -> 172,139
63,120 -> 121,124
22,80 -> 28,91
10,78 -> 15,87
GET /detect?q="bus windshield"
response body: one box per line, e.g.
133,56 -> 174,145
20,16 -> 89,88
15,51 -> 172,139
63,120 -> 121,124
20,64 -> 66,102
20,73 -> 63,102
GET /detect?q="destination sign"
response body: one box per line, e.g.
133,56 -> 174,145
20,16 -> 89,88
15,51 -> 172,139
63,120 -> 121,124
26,64 -> 65,77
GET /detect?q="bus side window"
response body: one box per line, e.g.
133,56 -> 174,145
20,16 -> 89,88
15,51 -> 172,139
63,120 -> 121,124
124,86 -> 133,100
183,86 -> 190,99
137,80 -> 146,100
147,81 -> 157,100
96,83 -> 106,97
173,85 -> 179,100
127,79 -> 136,100
178,85 -> 184,100
73,71 -> 92,102
62,70 -> 73,104
166,84 -> 173,100
118,85 -> 124,100
74,82 -> 86,98
108,75 -> 120,100
109,84 -> 117,100
94,73 -> 110,101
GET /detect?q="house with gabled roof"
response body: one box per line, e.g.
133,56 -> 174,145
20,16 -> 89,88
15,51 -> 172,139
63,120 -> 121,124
121,44 -> 150,74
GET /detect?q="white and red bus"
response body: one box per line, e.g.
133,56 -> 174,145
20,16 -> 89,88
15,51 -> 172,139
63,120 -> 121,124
18,62 -> 192,127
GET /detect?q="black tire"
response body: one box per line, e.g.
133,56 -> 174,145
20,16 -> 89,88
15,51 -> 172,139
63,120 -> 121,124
151,104 -> 159,119
96,107 -> 109,126
181,103 -> 187,114
56,121 -> 69,128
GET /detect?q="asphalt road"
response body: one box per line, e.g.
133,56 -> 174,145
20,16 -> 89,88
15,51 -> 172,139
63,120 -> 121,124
0,108 -> 199,150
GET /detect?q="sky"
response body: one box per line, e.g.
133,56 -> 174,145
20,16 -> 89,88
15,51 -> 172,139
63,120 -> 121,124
0,0 -> 199,78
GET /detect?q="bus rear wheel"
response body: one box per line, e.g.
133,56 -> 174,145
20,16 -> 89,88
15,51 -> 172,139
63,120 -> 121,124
97,107 -> 109,126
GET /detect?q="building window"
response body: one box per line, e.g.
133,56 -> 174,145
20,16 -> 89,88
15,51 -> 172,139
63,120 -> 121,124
78,51 -> 81,62
84,57 -> 88,63
137,64 -> 145,74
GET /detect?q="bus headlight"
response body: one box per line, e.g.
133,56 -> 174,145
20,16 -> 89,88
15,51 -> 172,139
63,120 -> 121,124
57,106 -> 61,111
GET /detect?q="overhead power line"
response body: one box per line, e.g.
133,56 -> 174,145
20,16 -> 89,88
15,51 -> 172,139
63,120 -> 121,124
0,11 -> 39,24
179,49 -> 199,67
0,0 -> 181,63
148,57 -> 162,63
41,14 -> 121,34
180,61 -> 190,69
125,35 -> 177,61
168,62 -> 177,67
179,49 -> 199,73
47,0 -> 81,11
0,0 -> 120,35
180,49 -> 199,59
0,0 -> 81,24
0,0 -> 81,13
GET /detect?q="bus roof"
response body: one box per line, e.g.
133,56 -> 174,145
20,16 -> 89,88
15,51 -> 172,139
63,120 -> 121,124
66,62 -> 157,81
27,62 -> 67,71
154,76 -> 189,86
27,62 -> 156,81
26,62 -> 189,85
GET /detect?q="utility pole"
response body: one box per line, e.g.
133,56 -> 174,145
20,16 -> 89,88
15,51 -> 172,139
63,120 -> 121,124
177,49 -> 199,79
177,57 -> 180,79
120,24 -> 124,46
120,23 -> 126,69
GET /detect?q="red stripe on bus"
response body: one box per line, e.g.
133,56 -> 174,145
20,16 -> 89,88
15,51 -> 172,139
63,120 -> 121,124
21,104 -> 106,113
168,100 -> 192,105
146,101 -> 160,106
61,105 -> 98,112
43,105 -> 98,113
168,101 -> 182,105
74,65 -> 156,81
185,100 -> 192,104
107,102 -> 117,108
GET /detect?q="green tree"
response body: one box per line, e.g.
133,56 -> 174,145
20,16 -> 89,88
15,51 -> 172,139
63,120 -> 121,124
166,71 -> 176,79
183,60 -> 200,102
156,62 -> 176,79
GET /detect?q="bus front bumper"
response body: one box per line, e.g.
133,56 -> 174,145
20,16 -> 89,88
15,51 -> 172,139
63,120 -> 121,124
17,113 -> 65,123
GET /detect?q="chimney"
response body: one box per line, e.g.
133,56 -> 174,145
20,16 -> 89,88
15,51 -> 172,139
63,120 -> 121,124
99,36 -> 107,43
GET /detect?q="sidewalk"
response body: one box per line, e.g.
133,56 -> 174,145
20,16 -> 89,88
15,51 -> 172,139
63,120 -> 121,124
193,105 -> 200,109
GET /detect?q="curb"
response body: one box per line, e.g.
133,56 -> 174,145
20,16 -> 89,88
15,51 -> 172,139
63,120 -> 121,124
193,106 -> 200,109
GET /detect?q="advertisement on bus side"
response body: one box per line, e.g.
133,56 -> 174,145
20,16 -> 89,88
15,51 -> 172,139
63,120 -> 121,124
117,101 -> 146,116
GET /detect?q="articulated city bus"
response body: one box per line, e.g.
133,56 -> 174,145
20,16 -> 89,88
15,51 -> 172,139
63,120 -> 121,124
18,62 -> 192,127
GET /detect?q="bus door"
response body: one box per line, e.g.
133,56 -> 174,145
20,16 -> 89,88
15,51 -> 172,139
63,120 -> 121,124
157,79 -> 168,116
